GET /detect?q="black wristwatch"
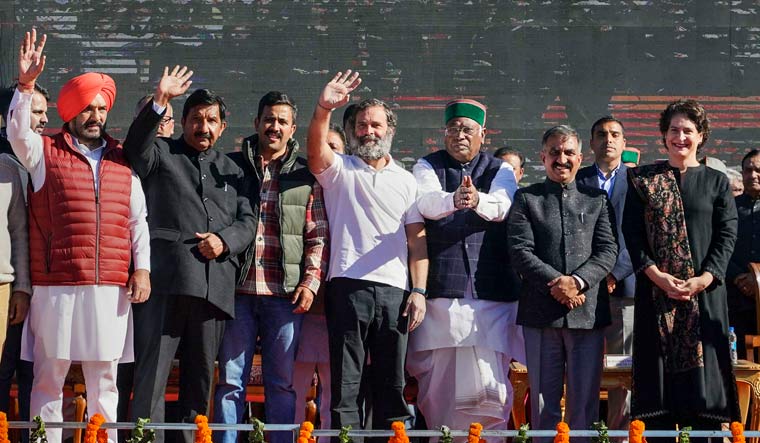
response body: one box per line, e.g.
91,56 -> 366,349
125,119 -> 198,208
411,287 -> 427,297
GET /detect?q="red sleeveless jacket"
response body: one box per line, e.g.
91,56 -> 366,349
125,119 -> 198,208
28,131 -> 133,286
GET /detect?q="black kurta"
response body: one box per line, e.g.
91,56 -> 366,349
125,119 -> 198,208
726,194 -> 760,349
622,163 -> 740,424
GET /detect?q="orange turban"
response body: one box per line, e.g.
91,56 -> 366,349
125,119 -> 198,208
57,72 -> 117,123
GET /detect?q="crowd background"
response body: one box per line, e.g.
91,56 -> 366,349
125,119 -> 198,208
2,1 -> 760,179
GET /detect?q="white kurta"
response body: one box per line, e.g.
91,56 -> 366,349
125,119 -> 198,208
407,299 -> 525,429
8,89 -> 150,362
408,155 -> 524,430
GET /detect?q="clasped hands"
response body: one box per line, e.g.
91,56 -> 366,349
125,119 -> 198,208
645,266 -> 713,301
548,275 -> 585,309
453,176 -> 479,210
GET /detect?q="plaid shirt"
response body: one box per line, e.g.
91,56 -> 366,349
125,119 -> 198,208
237,155 -> 329,297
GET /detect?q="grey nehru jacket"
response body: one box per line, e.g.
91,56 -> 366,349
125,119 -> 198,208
507,178 -> 617,329
0,153 -> 31,295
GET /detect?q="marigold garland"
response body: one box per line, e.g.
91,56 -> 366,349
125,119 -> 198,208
468,422 -> 484,443
84,414 -> 107,443
299,421 -> 316,443
194,415 -> 212,443
554,422 -> 570,443
0,412 -> 9,443
389,421 -> 409,443
629,420 -> 646,443
731,422 -> 745,443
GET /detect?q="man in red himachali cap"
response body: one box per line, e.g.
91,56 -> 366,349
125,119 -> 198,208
6,29 -> 151,443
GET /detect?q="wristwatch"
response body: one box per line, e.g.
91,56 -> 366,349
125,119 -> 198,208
411,287 -> 427,297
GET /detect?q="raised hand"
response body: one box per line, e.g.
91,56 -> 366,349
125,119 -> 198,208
318,70 -> 361,110
155,65 -> 194,106
18,28 -> 47,89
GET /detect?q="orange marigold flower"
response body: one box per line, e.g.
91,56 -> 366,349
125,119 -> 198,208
731,422 -> 745,443
97,428 -> 108,443
555,422 -> 570,443
629,420 -> 646,443
0,412 -> 9,443
302,421 -> 315,433
194,415 -> 212,443
389,422 -> 409,443
85,414 -> 107,443
467,422 -> 483,443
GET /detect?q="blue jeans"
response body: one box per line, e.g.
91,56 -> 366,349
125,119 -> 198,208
214,295 -> 303,443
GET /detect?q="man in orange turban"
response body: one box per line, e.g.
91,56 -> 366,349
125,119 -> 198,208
56,72 -> 116,123
6,29 -> 151,443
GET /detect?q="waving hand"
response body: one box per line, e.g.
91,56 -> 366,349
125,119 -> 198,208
18,28 -> 47,89
318,70 -> 361,110
154,65 -> 194,106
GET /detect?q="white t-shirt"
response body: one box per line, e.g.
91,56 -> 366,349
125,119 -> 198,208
315,154 -> 423,290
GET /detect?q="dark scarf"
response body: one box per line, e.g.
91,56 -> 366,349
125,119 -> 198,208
629,162 -> 704,373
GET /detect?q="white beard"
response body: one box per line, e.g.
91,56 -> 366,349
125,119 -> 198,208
350,131 -> 393,160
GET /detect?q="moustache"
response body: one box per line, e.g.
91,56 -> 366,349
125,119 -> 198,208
194,132 -> 212,140
359,135 -> 380,144
84,121 -> 102,129
553,162 -> 572,169
265,130 -> 282,138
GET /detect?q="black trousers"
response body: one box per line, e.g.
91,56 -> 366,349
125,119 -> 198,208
643,413 -> 725,443
326,278 -> 410,440
130,294 -> 226,443
116,362 -> 134,443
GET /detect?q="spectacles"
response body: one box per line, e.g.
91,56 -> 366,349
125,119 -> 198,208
160,116 -> 174,124
445,126 -> 478,137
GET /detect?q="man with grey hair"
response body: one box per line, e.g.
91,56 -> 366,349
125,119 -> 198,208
306,70 -> 428,436
726,168 -> 744,197
134,95 -> 174,138
507,125 -> 617,443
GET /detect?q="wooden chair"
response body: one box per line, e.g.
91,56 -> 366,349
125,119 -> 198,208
747,335 -> 760,364
749,263 -> 760,334
744,333 -> 760,443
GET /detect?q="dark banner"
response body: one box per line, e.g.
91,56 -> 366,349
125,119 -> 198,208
3,1 -> 760,181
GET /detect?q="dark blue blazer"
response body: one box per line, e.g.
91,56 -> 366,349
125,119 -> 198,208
576,163 -> 635,297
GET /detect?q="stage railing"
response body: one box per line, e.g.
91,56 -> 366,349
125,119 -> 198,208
9,422 -> 760,442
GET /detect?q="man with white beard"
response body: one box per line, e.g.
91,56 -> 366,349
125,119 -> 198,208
306,70 -> 428,438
